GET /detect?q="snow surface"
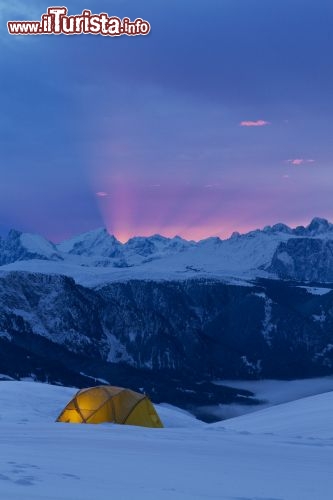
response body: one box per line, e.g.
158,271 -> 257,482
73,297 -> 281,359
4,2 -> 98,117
0,259 -> 259,288
1,381 -> 333,499
212,377 -> 333,419
218,391 -> 333,438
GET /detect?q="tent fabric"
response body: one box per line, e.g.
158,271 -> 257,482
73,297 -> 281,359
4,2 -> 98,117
56,385 -> 163,428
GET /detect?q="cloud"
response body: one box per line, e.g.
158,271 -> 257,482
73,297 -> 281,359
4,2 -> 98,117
287,159 -> 315,166
240,120 -> 270,127
96,191 -> 108,197
289,159 -> 304,165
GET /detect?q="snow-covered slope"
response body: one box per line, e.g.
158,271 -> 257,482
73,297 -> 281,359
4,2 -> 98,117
0,381 -> 333,499
219,390 -> 333,439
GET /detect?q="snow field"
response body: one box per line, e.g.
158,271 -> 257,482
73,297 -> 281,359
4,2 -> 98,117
0,381 -> 333,499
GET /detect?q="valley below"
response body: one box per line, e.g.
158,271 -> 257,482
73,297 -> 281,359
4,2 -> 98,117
1,218 -> 333,421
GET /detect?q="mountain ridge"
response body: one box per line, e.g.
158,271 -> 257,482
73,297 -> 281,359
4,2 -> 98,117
3,217 -> 333,248
1,217 -> 333,285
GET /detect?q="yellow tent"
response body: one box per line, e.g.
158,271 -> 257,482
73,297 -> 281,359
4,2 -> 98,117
56,385 -> 163,428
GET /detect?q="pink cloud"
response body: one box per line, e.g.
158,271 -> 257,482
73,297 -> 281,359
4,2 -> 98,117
96,191 -> 108,197
240,120 -> 270,127
287,159 -> 315,166
289,159 -> 304,165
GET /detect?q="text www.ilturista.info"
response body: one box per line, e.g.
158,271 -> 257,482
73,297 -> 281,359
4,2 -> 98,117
7,7 -> 151,36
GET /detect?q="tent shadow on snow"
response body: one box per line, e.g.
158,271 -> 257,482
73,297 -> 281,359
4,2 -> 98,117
56,385 -> 164,428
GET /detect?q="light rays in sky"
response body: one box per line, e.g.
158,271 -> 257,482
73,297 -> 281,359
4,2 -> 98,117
93,177 -> 234,242
91,158 -> 333,243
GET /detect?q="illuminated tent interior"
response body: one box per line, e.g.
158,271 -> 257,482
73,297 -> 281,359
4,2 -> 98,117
56,385 -> 164,428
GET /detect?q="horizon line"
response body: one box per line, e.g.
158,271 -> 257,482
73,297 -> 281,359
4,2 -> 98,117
1,216 -> 331,245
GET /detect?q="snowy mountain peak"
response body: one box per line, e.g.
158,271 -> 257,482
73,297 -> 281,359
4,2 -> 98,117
290,218 -> 333,237
57,227 -> 122,258
241,218 -> 333,239
306,217 -> 332,235
0,229 -> 62,265
263,223 -> 292,235
198,236 -> 223,246
125,234 -> 192,258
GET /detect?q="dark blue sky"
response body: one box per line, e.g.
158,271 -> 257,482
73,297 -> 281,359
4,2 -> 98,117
1,0 -> 332,241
